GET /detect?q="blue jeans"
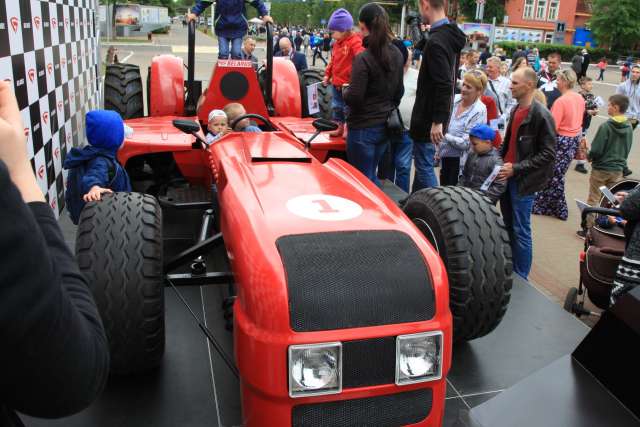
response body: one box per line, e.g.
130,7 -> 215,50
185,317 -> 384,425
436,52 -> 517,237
500,179 -> 535,280
218,36 -> 243,59
347,125 -> 388,187
331,86 -> 347,124
381,130 -> 413,193
412,140 -> 438,192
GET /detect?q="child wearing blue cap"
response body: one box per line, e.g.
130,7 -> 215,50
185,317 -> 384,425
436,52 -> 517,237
459,124 -> 506,204
63,110 -> 132,224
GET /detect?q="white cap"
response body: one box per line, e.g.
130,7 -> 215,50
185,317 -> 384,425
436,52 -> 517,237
208,109 -> 227,122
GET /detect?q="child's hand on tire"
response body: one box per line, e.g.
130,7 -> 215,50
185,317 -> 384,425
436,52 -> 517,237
83,186 -> 113,202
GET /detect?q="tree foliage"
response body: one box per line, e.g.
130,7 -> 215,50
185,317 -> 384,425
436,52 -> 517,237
457,0 -> 504,23
589,0 -> 640,52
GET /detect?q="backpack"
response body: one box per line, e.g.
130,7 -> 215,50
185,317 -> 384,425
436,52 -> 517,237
65,156 -> 116,225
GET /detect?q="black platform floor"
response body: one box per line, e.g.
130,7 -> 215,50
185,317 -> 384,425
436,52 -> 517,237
23,212 -> 590,427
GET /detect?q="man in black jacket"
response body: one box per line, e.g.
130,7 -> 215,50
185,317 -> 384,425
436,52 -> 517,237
0,80 -> 110,426
497,68 -> 556,280
409,0 -> 467,192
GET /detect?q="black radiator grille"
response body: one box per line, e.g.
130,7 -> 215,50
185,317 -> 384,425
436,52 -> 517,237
276,230 -> 435,332
343,337 -> 396,388
292,388 -> 433,427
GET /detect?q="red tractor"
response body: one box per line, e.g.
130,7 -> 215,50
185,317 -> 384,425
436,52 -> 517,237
78,23 -> 512,426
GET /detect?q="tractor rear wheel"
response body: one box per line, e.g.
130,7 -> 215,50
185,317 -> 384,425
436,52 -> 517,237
299,69 -> 332,120
76,193 -> 164,374
104,63 -> 144,119
403,186 -> 513,342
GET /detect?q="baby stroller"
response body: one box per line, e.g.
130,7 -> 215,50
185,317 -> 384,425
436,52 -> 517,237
564,179 -> 640,317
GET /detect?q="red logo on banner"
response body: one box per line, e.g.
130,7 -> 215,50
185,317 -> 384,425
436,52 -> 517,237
28,68 -> 36,82
24,128 -> 29,137
10,17 -> 19,33
42,112 -> 49,124
58,101 -> 63,111
51,18 -> 57,29
33,16 -> 41,30
47,63 -> 53,74
73,55 -> 77,64
54,147 -> 60,159
51,199 -> 57,210
37,165 -> 45,179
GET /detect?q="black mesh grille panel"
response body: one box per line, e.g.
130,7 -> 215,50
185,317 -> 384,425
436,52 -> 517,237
276,231 -> 435,332
292,389 -> 433,427
343,337 -> 396,388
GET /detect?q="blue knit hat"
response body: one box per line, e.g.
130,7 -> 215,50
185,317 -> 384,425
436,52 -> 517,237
469,124 -> 495,142
328,9 -> 354,32
86,110 -> 125,152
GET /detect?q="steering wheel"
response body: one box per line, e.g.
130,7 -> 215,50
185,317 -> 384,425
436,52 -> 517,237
230,114 -> 277,132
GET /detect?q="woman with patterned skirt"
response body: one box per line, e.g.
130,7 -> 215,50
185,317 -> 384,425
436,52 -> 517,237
533,69 -> 585,220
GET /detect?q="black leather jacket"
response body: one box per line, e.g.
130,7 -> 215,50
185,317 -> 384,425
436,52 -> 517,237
500,99 -> 557,196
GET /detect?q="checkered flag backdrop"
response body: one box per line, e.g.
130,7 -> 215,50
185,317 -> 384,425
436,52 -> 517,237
0,0 -> 101,218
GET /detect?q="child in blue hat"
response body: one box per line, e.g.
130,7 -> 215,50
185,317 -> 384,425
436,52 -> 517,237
63,110 -> 132,224
459,124 -> 506,204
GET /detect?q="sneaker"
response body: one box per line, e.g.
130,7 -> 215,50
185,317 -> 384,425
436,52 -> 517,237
623,167 -> 633,177
576,230 -> 586,239
574,164 -> 588,174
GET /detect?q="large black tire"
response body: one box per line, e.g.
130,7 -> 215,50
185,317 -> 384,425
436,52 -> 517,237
76,193 -> 164,374
104,63 -> 144,119
404,186 -> 513,341
299,69 -> 332,120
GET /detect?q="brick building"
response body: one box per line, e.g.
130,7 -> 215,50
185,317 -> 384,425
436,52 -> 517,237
447,0 -> 593,46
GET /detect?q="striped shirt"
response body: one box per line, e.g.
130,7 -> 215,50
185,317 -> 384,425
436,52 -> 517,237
439,96 -> 487,159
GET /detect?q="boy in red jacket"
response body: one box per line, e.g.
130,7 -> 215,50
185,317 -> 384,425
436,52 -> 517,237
322,8 -> 364,137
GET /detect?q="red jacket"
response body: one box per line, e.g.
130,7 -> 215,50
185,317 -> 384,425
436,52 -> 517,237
481,95 -> 503,148
325,32 -> 365,87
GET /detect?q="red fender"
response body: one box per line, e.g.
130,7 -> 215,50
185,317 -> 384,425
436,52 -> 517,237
149,55 -> 185,117
271,57 -> 302,118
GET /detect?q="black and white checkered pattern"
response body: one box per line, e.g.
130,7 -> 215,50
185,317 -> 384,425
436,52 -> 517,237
0,0 -> 100,217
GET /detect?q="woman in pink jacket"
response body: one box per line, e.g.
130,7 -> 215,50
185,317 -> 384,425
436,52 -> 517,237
533,69 -> 585,220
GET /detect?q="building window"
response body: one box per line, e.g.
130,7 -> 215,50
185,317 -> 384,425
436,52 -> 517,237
536,0 -> 548,20
544,32 -> 554,43
523,0 -> 535,19
548,0 -> 560,21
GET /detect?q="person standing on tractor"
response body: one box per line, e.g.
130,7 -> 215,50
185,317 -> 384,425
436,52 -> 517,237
187,0 -> 273,60
322,8 -> 364,138
409,0 -> 467,192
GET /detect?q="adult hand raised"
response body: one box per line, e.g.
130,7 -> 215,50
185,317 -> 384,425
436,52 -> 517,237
0,80 -> 44,202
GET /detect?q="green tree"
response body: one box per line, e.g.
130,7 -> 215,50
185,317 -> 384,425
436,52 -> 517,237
589,0 -> 640,52
457,0 -> 505,23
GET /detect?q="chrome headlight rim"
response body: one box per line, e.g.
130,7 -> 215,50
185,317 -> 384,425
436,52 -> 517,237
395,330 -> 443,385
288,341 -> 343,398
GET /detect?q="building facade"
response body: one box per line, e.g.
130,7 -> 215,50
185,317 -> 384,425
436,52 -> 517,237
502,0 -> 593,45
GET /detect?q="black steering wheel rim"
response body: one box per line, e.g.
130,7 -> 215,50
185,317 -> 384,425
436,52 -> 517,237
230,113 -> 277,132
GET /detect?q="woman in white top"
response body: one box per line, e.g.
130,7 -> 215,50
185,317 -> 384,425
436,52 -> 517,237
438,71 -> 487,185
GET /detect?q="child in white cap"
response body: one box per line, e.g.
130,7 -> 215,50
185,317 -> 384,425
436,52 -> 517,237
207,109 -> 228,144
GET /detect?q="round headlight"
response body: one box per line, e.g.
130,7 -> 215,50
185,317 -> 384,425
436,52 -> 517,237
398,338 -> 437,378
291,347 -> 338,390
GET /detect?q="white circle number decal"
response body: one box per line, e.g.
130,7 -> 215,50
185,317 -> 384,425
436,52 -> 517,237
286,194 -> 363,221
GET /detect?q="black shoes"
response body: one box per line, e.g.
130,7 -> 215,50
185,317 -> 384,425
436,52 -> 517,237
623,167 -> 633,177
576,230 -> 586,239
574,164 -> 588,174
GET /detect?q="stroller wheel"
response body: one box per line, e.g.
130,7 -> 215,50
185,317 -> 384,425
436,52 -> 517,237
563,287 -> 579,313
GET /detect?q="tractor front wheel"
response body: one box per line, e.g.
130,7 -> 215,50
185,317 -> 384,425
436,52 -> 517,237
104,63 -> 144,119
299,69 -> 332,120
404,186 -> 513,342
76,193 -> 164,374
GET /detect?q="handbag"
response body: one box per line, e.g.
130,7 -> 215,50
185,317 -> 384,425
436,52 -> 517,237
386,107 -> 404,137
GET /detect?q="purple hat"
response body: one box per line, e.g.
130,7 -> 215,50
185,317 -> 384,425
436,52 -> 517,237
328,9 -> 353,32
